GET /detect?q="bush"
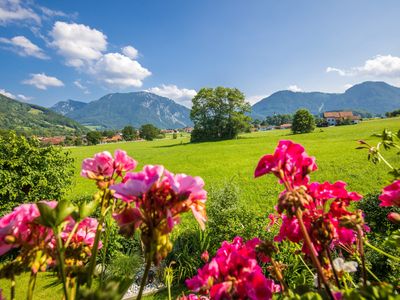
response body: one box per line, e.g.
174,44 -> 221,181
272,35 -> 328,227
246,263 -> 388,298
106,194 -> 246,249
292,109 -> 315,134
0,131 -> 74,213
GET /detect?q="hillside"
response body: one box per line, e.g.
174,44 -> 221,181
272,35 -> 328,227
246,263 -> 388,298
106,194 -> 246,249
50,99 -> 88,116
59,92 -> 192,129
0,94 -> 88,136
251,81 -> 400,119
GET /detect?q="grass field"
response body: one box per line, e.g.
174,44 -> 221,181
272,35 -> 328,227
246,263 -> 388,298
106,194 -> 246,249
1,117 -> 399,299
67,117 -> 399,212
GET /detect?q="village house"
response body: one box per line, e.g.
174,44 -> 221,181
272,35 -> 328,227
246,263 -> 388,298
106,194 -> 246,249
101,133 -> 123,143
38,136 -> 66,145
323,111 -> 361,126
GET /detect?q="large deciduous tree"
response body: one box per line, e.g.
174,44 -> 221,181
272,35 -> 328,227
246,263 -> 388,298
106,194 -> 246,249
190,87 -> 251,142
140,124 -> 160,141
291,109 -> 315,134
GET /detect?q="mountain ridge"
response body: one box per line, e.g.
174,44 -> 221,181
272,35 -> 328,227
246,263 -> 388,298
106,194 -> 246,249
54,91 -> 193,129
0,93 -> 88,136
251,81 -> 400,119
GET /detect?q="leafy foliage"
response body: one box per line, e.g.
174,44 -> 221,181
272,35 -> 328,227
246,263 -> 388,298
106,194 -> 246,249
86,131 -> 102,145
139,124 -> 161,141
122,126 -> 138,141
291,109 -> 315,134
190,87 -> 251,142
0,132 -> 74,213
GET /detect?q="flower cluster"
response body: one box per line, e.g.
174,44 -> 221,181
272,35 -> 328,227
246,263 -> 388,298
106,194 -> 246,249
255,141 -> 366,255
0,201 -> 100,274
184,237 -> 279,300
111,164 -> 207,264
81,150 -> 137,181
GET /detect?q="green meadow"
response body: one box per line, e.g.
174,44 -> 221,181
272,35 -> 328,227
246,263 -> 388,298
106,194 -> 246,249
1,117 -> 399,299
68,117 -> 400,213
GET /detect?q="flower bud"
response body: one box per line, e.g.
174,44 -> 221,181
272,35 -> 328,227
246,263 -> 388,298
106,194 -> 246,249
387,212 -> 400,225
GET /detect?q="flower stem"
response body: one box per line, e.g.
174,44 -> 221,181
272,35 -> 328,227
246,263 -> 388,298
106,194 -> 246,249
27,271 -> 37,300
10,274 -> 15,300
378,153 -> 394,170
295,210 -> 334,300
364,241 -> 400,261
55,230 -> 70,300
356,226 -> 366,287
137,254 -> 152,300
325,247 -> 340,288
87,191 -> 108,288
64,222 -> 80,249
100,213 -> 112,285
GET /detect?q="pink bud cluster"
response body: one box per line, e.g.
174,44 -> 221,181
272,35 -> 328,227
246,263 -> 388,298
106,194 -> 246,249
255,140 -> 365,254
184,237 -> 280,300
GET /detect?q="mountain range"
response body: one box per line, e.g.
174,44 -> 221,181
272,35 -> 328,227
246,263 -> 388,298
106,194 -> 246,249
251,81 -> 400,119
0,94 -> 87,136
51,92 -> 192,129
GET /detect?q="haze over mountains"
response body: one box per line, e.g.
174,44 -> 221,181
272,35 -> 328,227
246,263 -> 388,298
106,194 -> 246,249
251,81 -> 400,119
51,92 -> 192,129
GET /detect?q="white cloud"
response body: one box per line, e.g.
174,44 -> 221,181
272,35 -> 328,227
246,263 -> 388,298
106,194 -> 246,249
0,88 -> 31,101
0,0 -> 40,24
50,21 -> 107,67
17,93 -> 31,101
326,67 -> 347,76
38,6 -> 68,18
246,94 -> 269,105
122,45 -> 138,59
93,52 -> 151,88
74,80 -> 90,94
327,55 -> 400,78
287,85 -> 303,92
147,84 -> 197,106
23,73 -> 64,90
0,87 -> 15,98
0,35 -> 48,59
344,83 -> 353,90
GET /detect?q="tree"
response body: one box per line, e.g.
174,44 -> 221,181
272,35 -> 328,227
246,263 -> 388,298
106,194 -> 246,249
122,126 -> 137,141
86,131 -> 102,145
0,131 -> 74,212
140,124 -> 160,141
291,109 -> 315,134
190,87 -> 251,142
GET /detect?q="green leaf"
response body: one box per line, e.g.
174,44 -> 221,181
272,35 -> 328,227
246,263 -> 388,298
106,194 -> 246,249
36,202 -> 56,227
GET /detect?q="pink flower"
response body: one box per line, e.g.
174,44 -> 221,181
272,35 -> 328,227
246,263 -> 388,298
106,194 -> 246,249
254,140 -> 317,187
111,165 -> 207,265
379,180 -> 400,207
0,202 -> 56,256
81,151 -> 114,179
186,237 -> 279,300
114,150 -> 137,176
61,217 -> 101,250
111,165 -> 164,201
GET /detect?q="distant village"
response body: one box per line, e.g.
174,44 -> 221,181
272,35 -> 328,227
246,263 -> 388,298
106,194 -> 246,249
37,111 -> 363,146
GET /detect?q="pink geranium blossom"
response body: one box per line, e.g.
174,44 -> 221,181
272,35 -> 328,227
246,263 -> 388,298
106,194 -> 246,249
0,201 -> 56,256
61,217 -> 101,250
254,140 -> 317,187
111,165 -> 207,264
379,180 -> 400,207
81,150 -> 137,180
186,237 -> 279,300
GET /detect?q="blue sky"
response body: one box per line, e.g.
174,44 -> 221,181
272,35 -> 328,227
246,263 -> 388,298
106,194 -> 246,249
1,0 -> 400,107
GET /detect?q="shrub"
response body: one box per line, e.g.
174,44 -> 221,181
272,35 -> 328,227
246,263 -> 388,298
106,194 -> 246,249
0,131 -> 74,213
